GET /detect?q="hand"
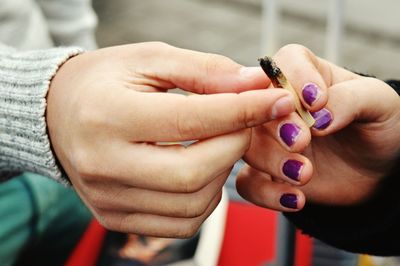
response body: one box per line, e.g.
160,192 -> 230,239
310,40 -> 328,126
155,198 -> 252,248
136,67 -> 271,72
46,42 -> 295,237
237,44 -> 400,211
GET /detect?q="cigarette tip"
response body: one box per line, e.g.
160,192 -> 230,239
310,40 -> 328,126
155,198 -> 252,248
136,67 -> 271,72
258,56 -> 281,79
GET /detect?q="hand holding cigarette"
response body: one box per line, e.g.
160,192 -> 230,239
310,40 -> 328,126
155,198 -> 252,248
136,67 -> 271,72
46,42 -> 295,237
237,44 -> 400,212
258,56 -> 315,127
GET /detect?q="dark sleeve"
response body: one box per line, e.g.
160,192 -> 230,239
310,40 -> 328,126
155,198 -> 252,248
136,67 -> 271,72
385,79 -> 400,95
284,80 -> 400,256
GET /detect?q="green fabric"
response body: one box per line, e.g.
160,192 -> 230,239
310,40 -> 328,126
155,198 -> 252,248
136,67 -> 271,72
0,173 -> 91,266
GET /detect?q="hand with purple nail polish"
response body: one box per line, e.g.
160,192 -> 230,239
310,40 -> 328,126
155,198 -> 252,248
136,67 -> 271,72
236,44 -> 400,215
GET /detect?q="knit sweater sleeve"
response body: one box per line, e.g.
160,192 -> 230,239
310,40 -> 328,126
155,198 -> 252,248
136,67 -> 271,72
0,45 -> 83,185
284,80 -> 400,256
37,0 -> 98,50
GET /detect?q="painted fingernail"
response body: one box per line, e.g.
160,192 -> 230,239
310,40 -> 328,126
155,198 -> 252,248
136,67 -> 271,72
279,123 -> 301,147
302,83 -> 320,106
311,108 -> 332,130
280,193 -> 298,209
283,160 -> 303,181
271,95 -> 295,119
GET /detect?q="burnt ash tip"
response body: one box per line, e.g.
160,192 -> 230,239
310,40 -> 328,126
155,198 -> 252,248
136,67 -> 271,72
258,56 -> 281,79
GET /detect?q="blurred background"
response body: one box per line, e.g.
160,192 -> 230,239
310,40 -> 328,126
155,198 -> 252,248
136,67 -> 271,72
93,0 -> 400,79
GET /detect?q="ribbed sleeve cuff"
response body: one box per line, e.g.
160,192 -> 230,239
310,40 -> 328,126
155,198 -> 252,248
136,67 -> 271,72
0,47 -> 83,185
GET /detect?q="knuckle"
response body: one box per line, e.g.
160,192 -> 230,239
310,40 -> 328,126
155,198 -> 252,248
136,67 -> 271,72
76,102 -> 105,132
183,197 -> 209,218
72,114 -> 107,178
117,215 -> 133,233
71,149 -> 99,180
112,214 -> 140,234
201,53 -> 239,91
276,44 -> 317,67
237,103 -> 255,138
204,53 -> 223,74
154,41 -> 171,48
242,129 -> 252,151
96,216 -> 109,229
177,222 -> 201,239
174,163 -> 204,193
368,77 -> 387,90
147,41 -> 172,51
175,102 -> 200,139
86,191 -> 106,209
236,98 -> 253,128
277,43 -> 308,56
95,213 -> 115,231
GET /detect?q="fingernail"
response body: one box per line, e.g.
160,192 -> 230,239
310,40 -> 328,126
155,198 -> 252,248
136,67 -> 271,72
283,160 -> 303,181
311,108 -> 332,130
271,96 -> 295,119
280,194 -> 298,209
302,83 -> 320,106
279,123 -> 301,147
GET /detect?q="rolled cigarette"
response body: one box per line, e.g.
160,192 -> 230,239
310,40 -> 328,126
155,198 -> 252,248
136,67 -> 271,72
258,56 -> 315,127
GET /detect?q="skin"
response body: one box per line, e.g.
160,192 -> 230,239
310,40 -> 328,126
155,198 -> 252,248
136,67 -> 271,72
46,42 -> 296,238
237,44 -> 400,212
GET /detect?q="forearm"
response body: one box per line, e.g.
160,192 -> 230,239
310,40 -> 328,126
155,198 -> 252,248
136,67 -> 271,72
0,45 -> 83,184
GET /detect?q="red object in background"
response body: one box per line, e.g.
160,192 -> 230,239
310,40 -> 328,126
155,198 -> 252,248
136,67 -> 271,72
66,202 -> 313,266
218,201 -> 278,266
65,219 -> 107,266
218,201 -> 313,266
295,230 -> 313,266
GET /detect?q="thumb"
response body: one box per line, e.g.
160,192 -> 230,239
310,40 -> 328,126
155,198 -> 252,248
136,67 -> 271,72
310,77 -> 400,136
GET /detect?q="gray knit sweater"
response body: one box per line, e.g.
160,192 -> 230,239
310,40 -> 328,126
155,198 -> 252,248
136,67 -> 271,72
0,46 -> 82,185
0,0 -> 97,185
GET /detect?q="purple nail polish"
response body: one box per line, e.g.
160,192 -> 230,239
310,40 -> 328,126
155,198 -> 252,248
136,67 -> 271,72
302,83 -> 320,106
280,194 -> 298,209
283,160 -> 303,181
311,108 -> 332,130
279,123 -> 301,147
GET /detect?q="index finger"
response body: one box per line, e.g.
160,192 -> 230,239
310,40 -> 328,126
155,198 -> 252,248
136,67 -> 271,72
273,44 -> 329,111
131,42 -> 270,94
116,88 -> 295,142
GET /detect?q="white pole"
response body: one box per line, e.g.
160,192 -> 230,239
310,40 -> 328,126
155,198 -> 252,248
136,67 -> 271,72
325,0 -> 345,63
261,0 -> 280,56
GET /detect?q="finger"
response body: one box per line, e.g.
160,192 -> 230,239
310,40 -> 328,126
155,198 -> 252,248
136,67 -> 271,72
310,77 -> 400,136
273,44 -> 329,111
83,129 -> 249,193
98,191 -> 223,238
236,165 -> 305,212
261,112 -> 312,153
87,169 -> 230,218
244,127 -> 312,185
114,88 -> 295,142
133,42 -> 270,94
